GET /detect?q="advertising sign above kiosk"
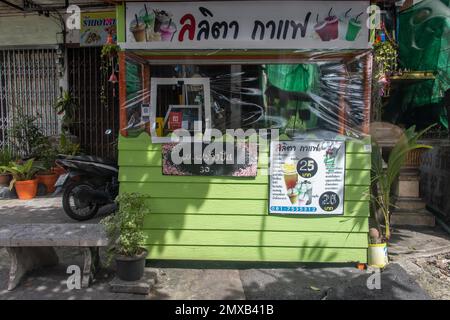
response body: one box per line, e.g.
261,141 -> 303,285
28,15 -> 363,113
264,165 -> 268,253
123,1 -> 370,50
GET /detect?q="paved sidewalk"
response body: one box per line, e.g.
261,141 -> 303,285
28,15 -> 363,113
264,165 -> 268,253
0,196 -> 445,300
388,226 -> 450,300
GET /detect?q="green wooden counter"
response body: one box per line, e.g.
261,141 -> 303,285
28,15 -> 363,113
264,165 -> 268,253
118,133 -> 370,263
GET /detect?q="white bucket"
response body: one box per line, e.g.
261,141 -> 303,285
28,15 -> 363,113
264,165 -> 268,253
368,243 -> 388,268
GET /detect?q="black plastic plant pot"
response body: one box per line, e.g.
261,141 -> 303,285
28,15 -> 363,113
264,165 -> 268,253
115,249 -> 148,281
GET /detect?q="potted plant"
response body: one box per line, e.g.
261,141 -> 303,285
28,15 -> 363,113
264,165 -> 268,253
0,159 -> 43,200
57,132 -> 81,156
51,132 -> 81,176
35,146 -> 59,194
370,125 -> 433,267
9,110 -> 46,159
371,35 -> 398,122
55,91 -> 78,134
0,148 -> 14,186
100,41 -> 120,106
101,192 -> 148,281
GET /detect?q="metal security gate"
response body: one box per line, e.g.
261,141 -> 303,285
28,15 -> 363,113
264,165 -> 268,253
0,48 -> 59,150
67,47 -> 119,161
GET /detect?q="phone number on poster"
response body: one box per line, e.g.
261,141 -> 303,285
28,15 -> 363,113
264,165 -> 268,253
270,206 -> 318,213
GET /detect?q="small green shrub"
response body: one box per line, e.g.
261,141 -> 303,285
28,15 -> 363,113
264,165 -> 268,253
58,132 -> 80,156
9,111 -> 47,158
101,193 -> 147,264
54,91 -> 78,133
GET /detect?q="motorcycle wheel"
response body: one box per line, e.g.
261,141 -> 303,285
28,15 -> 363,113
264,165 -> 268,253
62,181 -> 99,221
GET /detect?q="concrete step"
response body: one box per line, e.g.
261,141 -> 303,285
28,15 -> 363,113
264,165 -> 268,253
391,209 -> 436,227
394,172 -> 421,198
394,181 -> 420,198
394,197 -> 427,211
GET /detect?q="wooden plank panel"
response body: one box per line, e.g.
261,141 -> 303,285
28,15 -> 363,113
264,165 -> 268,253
119,167 -> 370,186
118,151 -> 370,170
143,214 -> 369,232
144,245 -> 368,263
120,182 -> 369,201
145,230 -> 368,248
118,134 -> 259,151
119,167 -> 269,184
125,183 -> 369,201
118,132 -> 159,151
345,170 -> 370,186
346,138 -> 372,154
119,135 -> 372,153
118,150 -> 269,167
144,198 -> 369,217
345,154 -> 371,170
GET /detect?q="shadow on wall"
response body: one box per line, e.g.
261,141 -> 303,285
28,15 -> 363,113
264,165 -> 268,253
129,183 -> 211,257
119,132 -> 368,262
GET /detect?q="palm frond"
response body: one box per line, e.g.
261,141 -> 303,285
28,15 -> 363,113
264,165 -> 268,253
371,125 -> 435,240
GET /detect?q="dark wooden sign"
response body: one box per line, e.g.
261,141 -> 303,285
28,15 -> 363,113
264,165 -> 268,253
162,142 -> 258,176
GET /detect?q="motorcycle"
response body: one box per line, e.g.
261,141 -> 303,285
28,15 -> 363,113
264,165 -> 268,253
54,154 -> 119,221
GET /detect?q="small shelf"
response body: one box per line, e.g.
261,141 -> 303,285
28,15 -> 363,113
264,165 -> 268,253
391,71 -> 436,83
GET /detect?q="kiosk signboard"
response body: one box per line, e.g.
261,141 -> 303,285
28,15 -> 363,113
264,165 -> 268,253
123,1 -> 370,50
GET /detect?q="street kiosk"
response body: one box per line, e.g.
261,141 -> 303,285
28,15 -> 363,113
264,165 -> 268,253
115,0 -> 373,263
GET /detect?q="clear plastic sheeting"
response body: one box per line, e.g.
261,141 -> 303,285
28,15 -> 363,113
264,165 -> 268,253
121,50 -> 371,142
394,0 -> 450,129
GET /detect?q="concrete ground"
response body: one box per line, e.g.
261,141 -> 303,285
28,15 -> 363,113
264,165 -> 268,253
389,226 -> 450,300
0,195 -> 448,300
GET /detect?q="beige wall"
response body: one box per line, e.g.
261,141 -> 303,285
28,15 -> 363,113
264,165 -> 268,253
0,14 -> 63,46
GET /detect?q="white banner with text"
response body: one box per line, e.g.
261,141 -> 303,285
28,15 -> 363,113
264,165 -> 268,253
123,1 -> 370,50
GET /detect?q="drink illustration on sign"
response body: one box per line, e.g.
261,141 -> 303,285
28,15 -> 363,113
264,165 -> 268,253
283,163 -> 299,204
130,5 -> 176,42
314,8 -> 339,41
323,141 -> 342,168
314,8 -> 363,42
345,12 -> 363,41
283,161 -> 315,206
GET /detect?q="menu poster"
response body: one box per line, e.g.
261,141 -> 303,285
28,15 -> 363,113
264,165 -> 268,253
269,140 -> 345,215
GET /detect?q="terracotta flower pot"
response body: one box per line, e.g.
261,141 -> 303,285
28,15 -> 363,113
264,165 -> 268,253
14,179 -> 38,200
52,166 -> 66,176
37,173 -> 58,194
0,173 -> 11,186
